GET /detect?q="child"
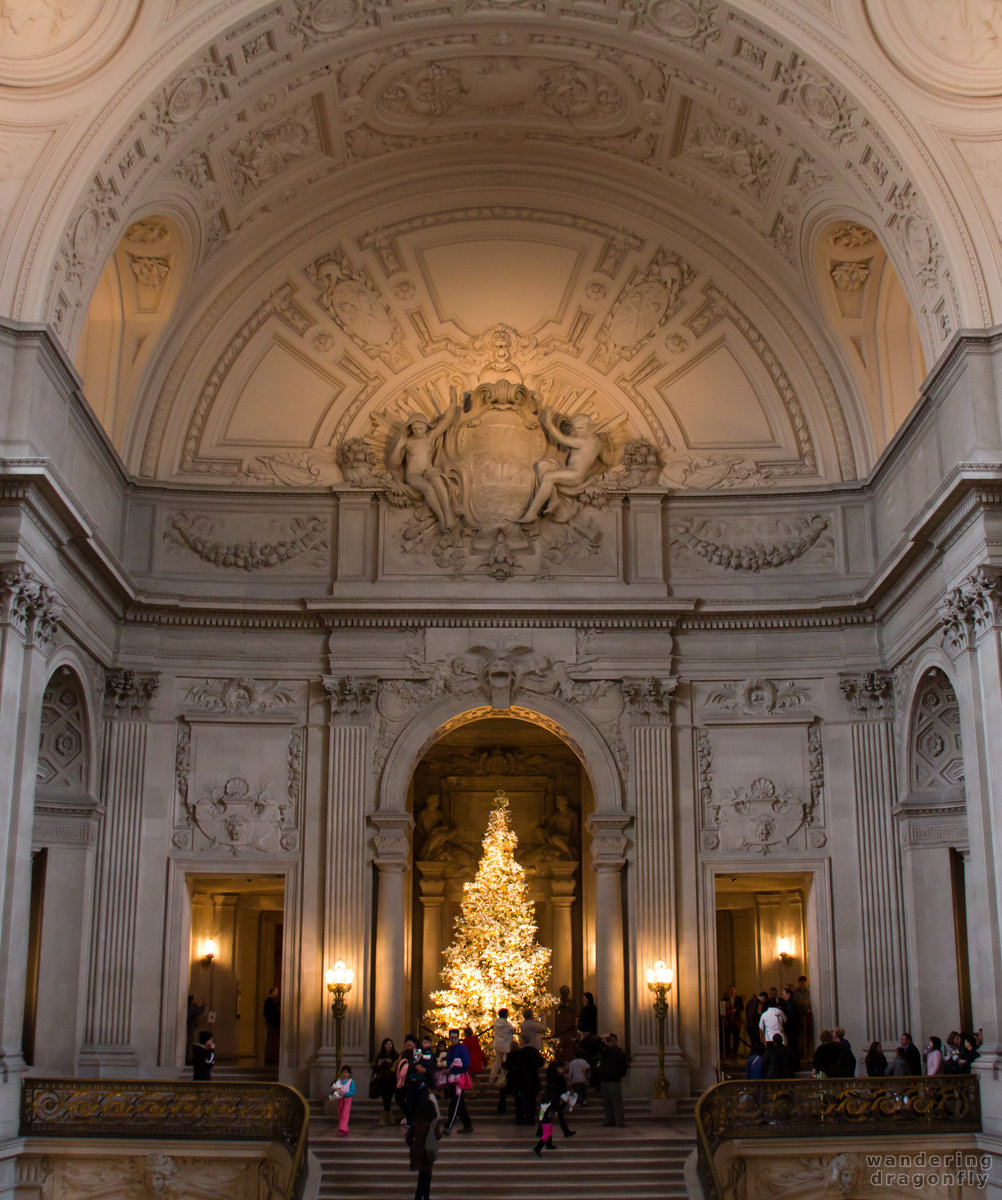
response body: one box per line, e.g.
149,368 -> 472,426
532,1097 -> 556,1156
567,1051 -> 590,1107
330,1065 -> 355,1137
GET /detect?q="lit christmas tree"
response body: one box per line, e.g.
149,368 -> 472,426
425,790 -> 556,1048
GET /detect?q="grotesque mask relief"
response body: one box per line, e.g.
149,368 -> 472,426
340,380 -> 660,580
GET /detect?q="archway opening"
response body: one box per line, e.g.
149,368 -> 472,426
409,714 -> 592,1038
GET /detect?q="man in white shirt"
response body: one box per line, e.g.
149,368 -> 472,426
490,1007 -> 516,1083
759,997 -> 787,1044
519,1007 -> 546,1051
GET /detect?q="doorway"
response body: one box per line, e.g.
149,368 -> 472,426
714,871 -> 813,1059
187,873 -> 284,1070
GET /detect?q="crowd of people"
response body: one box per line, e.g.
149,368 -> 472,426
336,996 -> 626,1200
720,977 -> 814,1069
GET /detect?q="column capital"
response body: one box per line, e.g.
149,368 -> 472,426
586,810 -> 631,869
0,563 -> 62,651
621,677 -> 677,719
369,810 -> 412,867
324,675 -> 378,721
839,670 -> 893,719
940,566 -> 1002,654
104,668 -> 160,719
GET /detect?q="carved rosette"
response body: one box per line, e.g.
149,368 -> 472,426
104,669 -> 160,719
0,564 -> 62,650
839,671 -> 893,718
941,567 -> 1002,654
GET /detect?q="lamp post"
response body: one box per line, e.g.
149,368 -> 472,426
326,961 -> 354,1075
646,959 -> 674,1099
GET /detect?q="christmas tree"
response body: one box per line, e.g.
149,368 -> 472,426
424,790 -> 556,1048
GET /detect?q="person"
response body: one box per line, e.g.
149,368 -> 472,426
520,1007 -> 546,1051
959,1032 -> 980,1068
780,986 -> 800,1066
519,408 -> 607,524
900,1032 -> 922,1075
462,1025 -> 485,1088
599,1033 -> 628,1128
533,1096 -> 557,1155
793,976 -> 813,1061
567,1049 -> 590,1107
407,1096 -> 441,1200
406,1035 -> 435,1127
192,1030 -> 214,1081
372,1037 -> 398,1125
759,996 -> 786,1046
833,1026 -> 856,1078
865,1040 -> 887,1076
185,995 -> 205,1065
508,1039 -> 543,1125
490,1007 -> 516,1084
543,1059 -> 577,1139
388,400 -> 460,531
721,984 -> 743,1058
577,992 -> 598,1037
746,1040 -> 767,1080
745,992 -> 762,1052
765,1032 -> 791,1079
396,1033 -> 417,1124
887,1046 -> 910,1076
443,1028 -> 473,1134
263,986 -> 280,1065
926,1035 -> 943,1075
811,1030 -> 840,1077
330,1065 -> 355,1137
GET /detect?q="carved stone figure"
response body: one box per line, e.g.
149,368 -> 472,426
388,396 -> 461,531
519,407 -> 612,524
415,793 -> 459,861
539,794 -> 578,859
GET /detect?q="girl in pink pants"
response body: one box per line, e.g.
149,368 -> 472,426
331,1066 -> 355,1136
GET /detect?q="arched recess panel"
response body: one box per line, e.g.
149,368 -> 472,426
811,219 -> 926,458
29,667 -> 100,1073
900,668 -> 971,1038
75,215 -> 186,453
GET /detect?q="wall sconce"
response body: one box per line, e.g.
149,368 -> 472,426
326,960 -> 354,1075
201,938 -> 217,966
645,959 -> 674,1100
777,937 -> 794,965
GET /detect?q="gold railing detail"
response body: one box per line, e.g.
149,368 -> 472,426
695,1076 -> 982,1200
20,1079 -> 309,1200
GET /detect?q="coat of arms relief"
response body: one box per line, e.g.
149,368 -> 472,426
339,379 -> 660,580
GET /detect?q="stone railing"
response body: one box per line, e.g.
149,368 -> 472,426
695,1076 -> 982,1200
20,1078 -> 309,1199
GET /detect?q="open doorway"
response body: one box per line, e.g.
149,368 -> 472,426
187,873 -> 284,1073
714,871 -> 813,1064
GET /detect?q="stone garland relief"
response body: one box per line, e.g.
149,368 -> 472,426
19,1151 -> 276,1200
183,677 -> 298,717
702,678 -> 812,716
671,513 -> 834,573
162,513 -> 328,571
698,725 -> 827,854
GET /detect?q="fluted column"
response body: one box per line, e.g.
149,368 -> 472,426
0,566 -> 61,1117
79,669 -> 159,1076
587,813 -> 630,1040
372,812 -> 413,1039
839,673 -> 908,1044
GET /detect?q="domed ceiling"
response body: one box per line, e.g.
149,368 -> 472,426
7,0 -> 979,489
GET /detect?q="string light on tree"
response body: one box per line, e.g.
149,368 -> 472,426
425,789 -> 556,1049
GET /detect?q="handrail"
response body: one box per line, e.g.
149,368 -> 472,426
694,1075 -> 982,1200
20,1078 -> 310,1200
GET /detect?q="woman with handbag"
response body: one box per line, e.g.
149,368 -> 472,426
372,1037 -> 397,1125
407,1097 -> 441,1200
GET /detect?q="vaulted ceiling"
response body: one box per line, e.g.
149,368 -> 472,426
2,1 -> 1000,490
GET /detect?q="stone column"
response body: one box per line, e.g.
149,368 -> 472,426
549,864 -> 577,996
940,569 -> 1002,1136
371,813 -> 413,1039
587,812 -> 630,1041
418,863 -> 446,1014
79,669 -> 159,1077
0,566 -> 61,1132
839,672 -> 909,1044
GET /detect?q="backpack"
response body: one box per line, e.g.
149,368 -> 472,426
424,1123 -> 439,1163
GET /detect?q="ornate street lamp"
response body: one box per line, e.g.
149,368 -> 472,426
646,959 -> 674,1099
326,961 -> 354,1075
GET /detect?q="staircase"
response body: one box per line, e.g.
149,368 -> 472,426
310,1088 -> 697,1199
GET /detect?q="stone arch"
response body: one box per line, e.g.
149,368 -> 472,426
907,667 -> 964,797
35,660 -> 97,802
377,693 -> 623,816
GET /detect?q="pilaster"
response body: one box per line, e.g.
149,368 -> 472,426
587,811 -> 630,1043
